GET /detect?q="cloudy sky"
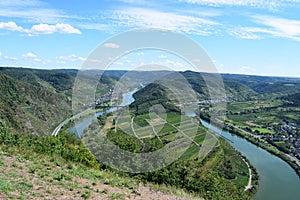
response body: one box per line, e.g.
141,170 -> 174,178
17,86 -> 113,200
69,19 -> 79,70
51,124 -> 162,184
0,0 -> 300,76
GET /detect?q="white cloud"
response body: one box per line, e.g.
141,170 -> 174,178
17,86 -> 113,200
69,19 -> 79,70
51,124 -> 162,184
179,0 -> 275,7
118,0 -> 149,4
4,56 -> 18,61
56,23 -> 81,34
22,52 -> 37,58
0,8 -> 74,24
114,62 -> 124,66
58,54 -> 86,62
231,15 -> 300,42
0,52 -> 2,57
136,52 -> 144,56
0,0 -> 43,7
78,23 -> 111,31
78,57 -> 86,61
30,23 -> 81,35
230,27 -> 264,39
178,0 -> 300,10
103,43 -> 120,49
0,21 -> 24,32
163,59 -> 186,69
34,58 -> 41,62
253,15 -> 300,41
0,0 -> 81,24
159,55 -> 167,59
239,66 -> 256,74
0,21 -> 81,35
102,8 -> 218,35
30,24 -> 57,34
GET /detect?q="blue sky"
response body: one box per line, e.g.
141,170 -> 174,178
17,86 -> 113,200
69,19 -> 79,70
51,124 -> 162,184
0,0 -> 300,77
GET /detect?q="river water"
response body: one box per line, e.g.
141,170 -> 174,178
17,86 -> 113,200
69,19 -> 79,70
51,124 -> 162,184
200,120 -> 300,200
69,90 -> 137,138
70,90 -> 300,200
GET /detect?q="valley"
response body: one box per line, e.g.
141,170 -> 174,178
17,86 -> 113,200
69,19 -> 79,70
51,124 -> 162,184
1,68 -> 300,199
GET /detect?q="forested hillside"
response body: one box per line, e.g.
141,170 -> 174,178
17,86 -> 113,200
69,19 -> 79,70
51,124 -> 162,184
0,72 -> 70,135
0,68 -> 120,135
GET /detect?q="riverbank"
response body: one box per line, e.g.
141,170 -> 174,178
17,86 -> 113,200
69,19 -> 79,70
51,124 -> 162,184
200,118 -> 300,199
242,158 -> 253,191
199,115 -> 300,178
51,108 -> 105,136
224,123 -> 300,178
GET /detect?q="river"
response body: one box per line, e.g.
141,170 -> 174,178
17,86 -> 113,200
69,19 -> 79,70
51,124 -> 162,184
69,89 -> 137,138
70,90 -> 300,200
200,120 -> 300,200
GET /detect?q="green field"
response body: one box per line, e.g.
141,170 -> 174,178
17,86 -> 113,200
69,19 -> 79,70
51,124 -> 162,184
81,108 -> 256,200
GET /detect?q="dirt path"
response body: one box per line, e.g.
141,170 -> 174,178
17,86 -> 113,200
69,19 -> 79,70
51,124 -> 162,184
0,151 -> 201,200
242,158 -> 253,191
131,117 -> 146,150
145,118 -> 163,142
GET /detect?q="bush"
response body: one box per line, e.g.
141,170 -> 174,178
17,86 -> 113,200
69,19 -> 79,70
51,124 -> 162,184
0,124 -> 99,169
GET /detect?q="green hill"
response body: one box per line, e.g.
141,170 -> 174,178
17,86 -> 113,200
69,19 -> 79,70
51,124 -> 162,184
281,92 -> 300,106
0,67 -> 121,135
222,74 -> 300,96
0,72 -> 70,135
130,83 -> 180,115
0,67 -> 75,94
83,82 -> 258,200
181,71 -> 257,101
0,67 -> 120,98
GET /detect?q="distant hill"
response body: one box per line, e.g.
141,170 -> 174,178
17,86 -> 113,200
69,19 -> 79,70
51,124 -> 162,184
0,67 -> 120,97
281,92 -> 300,106
181,71 -> 257,101
2,67 -> 300,135
222,74 -> 300,96
0,67 -> 76,97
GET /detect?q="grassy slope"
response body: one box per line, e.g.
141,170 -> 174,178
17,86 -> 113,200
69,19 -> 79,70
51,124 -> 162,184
0,121 -> 202,200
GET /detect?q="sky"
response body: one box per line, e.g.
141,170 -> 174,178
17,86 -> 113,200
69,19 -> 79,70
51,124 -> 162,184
0,0 -> 300,77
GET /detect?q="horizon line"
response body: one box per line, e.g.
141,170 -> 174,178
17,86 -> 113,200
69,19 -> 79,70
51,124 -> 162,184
0,65 -> 300,79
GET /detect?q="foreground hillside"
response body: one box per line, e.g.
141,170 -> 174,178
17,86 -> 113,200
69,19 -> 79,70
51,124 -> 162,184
0,121 -> 201,200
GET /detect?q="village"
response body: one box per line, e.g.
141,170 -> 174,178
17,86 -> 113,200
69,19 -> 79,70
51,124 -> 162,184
264,122 -> 300,160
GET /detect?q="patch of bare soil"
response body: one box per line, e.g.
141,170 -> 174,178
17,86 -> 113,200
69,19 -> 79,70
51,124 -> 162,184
0,151 -> 195,200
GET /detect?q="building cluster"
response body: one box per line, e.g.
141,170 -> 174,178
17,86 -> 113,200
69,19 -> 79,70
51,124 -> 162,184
265,122 -> 300,160
95,89 -> 117,105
